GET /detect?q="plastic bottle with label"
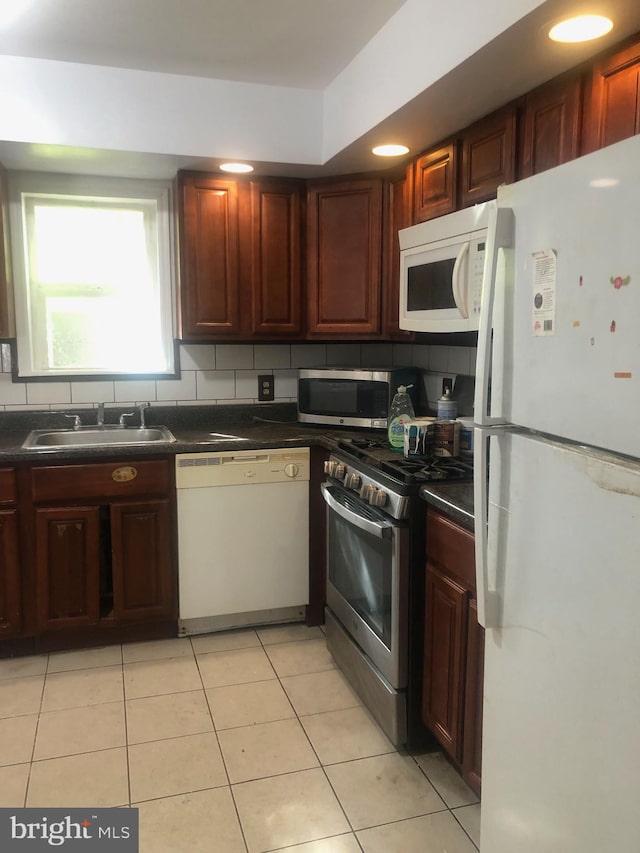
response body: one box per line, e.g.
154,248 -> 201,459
388,385 -> 415,451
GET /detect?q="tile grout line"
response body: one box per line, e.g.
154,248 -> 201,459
118,644 -> 133,808
189,635 -> 251,853
257,630 -> 365,851
5,631 -> 479,849
22,651 -> 49,807
256,629 -> 478,849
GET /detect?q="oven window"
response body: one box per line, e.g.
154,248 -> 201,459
407,259 -> 456,311
328,509 -> 393,647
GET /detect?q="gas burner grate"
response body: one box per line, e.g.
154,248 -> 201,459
333,437 -> 473,486
379,456 -> 473,483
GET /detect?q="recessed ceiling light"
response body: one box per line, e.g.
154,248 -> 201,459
219,162 -> 254,173
372,144 -> 410,157
548,14 -> 613,43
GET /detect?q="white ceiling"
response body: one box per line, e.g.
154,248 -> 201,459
1,0 -> 640,178
0,0 -> 406,89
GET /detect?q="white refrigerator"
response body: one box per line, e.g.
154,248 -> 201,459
473,134 -> 640,853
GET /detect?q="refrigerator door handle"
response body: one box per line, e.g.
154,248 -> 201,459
452,240 -> 470,318
474,426 -> 505,629
474,206 -> 513,426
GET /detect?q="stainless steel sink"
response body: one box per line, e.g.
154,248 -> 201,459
22,426 -> 177,449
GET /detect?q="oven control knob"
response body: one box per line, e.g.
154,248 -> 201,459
324,460 -> 346,479
369,488 -> 388,507
344,472 -> 361,490
359,483 -> 374,501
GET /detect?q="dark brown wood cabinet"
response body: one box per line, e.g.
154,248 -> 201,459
422,507 -> 483,795
583,38 -> 640,153
413,140 -> 458,222
111,499 -> 173,621
31,459 -> 176,638
306,177 -> 383,338
178,172 -> 241,339
178,172 -> 304,341
35,505 -> 101,631
0,469 -> 21,637
423,563 -> 467,761
246,178 -> 303,337
460,105 -> 517,207
519,73 -> 582,179
382,166 -> 414,340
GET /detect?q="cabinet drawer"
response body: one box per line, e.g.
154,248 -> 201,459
426,508 -> 476,591
0,468 -> 17,504
31,459 -> 171,503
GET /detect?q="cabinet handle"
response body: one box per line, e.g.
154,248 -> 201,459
111,466 -> 137,483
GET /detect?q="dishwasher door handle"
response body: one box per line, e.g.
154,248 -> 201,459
321,483 -> 393,540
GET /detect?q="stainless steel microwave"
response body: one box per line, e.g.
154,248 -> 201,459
297,367 -> 417,429
398,202 -> 494,333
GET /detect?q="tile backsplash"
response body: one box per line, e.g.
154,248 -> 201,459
0,341 -> 477,413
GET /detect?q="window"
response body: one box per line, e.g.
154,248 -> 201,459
9,173 -> 176,378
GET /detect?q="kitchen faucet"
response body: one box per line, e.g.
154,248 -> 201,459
138,402 -> 150,428
120,403 -> 151,428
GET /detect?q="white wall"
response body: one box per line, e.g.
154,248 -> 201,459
0,55 -> 323,165
0,342 -> 477,413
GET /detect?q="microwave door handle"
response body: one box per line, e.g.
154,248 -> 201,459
321,483 -> 393,540
452,241 -> 470,318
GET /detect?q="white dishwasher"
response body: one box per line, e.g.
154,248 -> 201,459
175,447 -> 310,635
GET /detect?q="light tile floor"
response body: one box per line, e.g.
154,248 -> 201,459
0,624 -> 480,852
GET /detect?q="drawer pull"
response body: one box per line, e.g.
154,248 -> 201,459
112,466 -> 137,483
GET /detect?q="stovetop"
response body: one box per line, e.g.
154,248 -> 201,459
333,437 -> 473,489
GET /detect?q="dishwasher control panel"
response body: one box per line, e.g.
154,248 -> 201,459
176,448 -> 310,489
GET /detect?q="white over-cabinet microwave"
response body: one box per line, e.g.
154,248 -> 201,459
398,202 -> 495,333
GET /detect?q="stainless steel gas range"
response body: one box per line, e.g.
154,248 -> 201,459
321,437 -> 472,747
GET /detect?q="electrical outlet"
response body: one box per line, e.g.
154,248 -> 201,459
442,377 -> 453,394
258,374 -> 275,401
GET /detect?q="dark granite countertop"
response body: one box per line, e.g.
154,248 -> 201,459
419,481 -> 475,531
0,403 -> 376,463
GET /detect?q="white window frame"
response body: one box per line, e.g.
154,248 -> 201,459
8,172 -> 177,379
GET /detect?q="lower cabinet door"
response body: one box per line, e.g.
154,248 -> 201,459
0,509 -> 22,636
110,499 -> 174,621
422,565 -> 467,762
35,506 -> 101,631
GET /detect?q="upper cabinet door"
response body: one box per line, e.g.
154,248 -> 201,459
413,141 -> 458,222
383,165 -> 414,340
306,178 -> 383,338
0,164 -> 14,339
460,106 -> 517,207
178,172 -> 241,339
248,179 -> 303,337
582,38 -> 640,154
519,73 -> 582,179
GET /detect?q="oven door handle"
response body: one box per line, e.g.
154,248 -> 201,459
321,483 -> 393,539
